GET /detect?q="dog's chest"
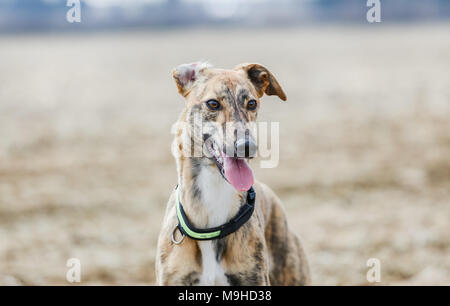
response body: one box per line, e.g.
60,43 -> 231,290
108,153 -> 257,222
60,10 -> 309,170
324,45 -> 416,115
196,167 -> 238,285
197,241 -> 228,285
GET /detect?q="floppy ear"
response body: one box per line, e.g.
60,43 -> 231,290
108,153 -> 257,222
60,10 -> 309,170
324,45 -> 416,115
172,61 -> 211,97
234,63 -> 287,101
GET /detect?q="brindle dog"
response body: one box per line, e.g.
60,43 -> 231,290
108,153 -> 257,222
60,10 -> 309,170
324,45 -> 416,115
155,62 -> 310,286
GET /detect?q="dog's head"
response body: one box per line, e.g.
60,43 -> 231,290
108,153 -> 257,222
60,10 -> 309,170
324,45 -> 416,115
172,62 -> 286,192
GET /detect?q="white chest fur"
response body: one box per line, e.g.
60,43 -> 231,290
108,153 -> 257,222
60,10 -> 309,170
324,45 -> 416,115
196,166 -> 238,285
198,241 -> 228,285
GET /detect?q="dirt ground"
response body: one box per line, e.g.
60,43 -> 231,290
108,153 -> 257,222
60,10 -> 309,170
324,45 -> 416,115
0,25 -> 449,285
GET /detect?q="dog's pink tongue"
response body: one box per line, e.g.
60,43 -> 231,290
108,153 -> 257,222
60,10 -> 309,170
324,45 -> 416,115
223,156 -> 254,192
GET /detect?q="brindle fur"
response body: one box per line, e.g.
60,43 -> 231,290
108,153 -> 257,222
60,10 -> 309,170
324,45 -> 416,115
155,63 -> 310,285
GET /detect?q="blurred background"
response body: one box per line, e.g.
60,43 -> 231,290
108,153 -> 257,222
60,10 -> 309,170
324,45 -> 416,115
0,0 -> 449,285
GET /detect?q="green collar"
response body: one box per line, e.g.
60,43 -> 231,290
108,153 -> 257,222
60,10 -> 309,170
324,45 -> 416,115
175,186 -> 256,241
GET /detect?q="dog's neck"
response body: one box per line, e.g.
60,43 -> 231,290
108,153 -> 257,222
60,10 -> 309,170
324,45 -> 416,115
177,157 -> 245,229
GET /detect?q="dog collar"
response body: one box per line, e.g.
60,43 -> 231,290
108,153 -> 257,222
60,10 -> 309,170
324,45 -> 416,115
175,186 -> 256,241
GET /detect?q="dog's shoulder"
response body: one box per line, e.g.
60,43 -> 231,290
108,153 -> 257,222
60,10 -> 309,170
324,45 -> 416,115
253,181 -> 311,285
254,180 -> 281,203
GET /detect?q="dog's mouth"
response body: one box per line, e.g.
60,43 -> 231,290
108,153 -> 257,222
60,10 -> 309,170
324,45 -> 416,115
206,139 -> 254,192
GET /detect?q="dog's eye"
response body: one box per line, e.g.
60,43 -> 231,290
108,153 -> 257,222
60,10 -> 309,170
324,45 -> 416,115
247,100 -> 257,111
205,99 -> 221,110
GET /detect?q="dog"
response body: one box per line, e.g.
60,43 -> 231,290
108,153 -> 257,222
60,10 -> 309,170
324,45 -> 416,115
155,62 -> 310,286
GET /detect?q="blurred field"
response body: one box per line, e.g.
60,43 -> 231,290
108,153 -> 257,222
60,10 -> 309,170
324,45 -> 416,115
0,25 -> 449,285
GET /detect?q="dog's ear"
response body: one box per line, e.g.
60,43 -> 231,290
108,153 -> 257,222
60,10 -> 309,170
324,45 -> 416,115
172,61 -> 211,97
234,63 -> 286,101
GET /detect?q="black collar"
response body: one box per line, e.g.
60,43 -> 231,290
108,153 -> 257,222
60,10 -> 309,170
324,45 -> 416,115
175,186 -> 256,241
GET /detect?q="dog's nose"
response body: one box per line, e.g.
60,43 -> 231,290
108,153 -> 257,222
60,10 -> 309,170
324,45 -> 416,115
235,138 -> 257,158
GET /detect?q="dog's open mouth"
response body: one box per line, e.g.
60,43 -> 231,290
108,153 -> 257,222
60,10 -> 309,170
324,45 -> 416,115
206,139 -> 254,192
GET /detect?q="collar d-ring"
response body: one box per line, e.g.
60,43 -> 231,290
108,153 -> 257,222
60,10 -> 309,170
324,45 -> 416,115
171,226 -> 185,245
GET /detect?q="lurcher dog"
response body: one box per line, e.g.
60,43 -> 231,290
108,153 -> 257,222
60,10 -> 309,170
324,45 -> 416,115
155,62 -> 310,285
